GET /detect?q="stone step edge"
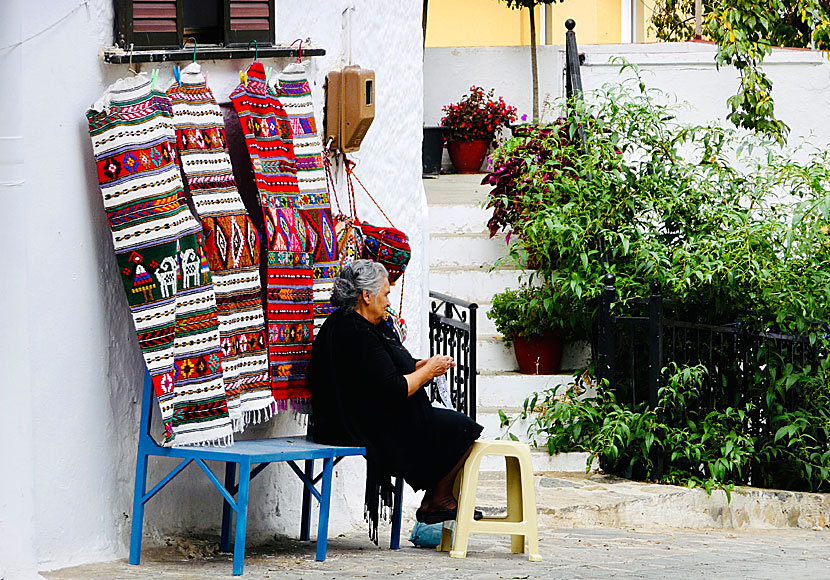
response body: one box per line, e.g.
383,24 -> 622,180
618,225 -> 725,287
430,232 -> 502,239
429,265 -> 524,273
534,480 -> 830,532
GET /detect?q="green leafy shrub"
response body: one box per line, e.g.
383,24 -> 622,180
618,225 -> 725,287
491,65 -> 830,493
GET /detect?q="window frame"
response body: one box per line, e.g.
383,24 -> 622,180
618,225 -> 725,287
113,0 -> 276,51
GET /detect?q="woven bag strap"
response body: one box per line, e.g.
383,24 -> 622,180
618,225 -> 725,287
344,157 -> 396,228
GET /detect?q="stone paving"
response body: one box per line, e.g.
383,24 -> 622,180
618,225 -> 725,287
43,525 -> 830,580
42,470 -> 830,580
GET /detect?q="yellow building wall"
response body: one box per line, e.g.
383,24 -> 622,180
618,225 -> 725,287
425,0 -> 528,47
425,0 -> 625,47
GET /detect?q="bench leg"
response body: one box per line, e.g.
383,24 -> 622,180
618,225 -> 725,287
300,459 -> 313,541
232,460 -> 251,576
129,450 -> 149,565
390,476 -> 404,550
221,462 -> 237,553
315,457 -> 334,562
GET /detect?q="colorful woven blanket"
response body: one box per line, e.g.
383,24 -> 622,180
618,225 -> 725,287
167,64 -> 275,430
276,63 -> 339,333
230,61 -> 313,410
87,75 -> 233,446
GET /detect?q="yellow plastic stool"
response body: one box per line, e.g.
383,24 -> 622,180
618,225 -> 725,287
437,440 -> 542,561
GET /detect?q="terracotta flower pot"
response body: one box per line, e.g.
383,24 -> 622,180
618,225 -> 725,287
513,331 -> 563,375
447,139 -> 489,174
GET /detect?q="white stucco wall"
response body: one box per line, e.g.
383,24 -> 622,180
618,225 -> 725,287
425,42 -> 830,148
2,0 -> 426,576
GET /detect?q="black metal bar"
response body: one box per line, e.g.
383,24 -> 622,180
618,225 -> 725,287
564,19 -> 588,155
647,282 -> 664,481
597,273 -> 617,391
564,19 -> 583,101
648,281 -> 663,410
102,44 -> 326,64
468,303 -> 478,421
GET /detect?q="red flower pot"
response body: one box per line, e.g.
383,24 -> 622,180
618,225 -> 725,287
447,139 -> 489,174
513,331 -> 563,375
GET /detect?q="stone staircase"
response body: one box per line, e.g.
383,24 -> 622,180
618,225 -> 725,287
426,174 -> 591,471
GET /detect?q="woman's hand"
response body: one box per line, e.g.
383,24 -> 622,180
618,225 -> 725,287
422,355 -> 455,379
405,355 -> 455,396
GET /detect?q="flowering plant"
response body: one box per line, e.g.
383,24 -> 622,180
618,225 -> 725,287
441,86 -> 517,143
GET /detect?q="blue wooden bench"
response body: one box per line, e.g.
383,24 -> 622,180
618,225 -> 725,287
129,369 -> 404,575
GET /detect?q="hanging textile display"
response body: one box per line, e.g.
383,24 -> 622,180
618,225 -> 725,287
87,75 -> 233,446
230,61 -> 313,410
167,62 -> 275,430
276,62 -> 339,332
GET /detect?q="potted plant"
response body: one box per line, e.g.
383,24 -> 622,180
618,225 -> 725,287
488,285 -> 572,374
441,86 -> 517,174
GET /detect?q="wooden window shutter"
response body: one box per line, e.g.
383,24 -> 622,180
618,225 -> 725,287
223,0 -> 275,47
115,0 -> 183,49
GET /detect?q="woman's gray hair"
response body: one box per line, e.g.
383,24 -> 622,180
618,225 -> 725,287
331,259 -> 388,312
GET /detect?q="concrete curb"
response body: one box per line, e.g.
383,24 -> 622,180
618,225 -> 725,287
495,472 -> 830,532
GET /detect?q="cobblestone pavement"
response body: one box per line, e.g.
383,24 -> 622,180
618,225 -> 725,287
44,525 -> 830,580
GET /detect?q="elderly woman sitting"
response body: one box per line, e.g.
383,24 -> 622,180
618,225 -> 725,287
309,260 -> 483,538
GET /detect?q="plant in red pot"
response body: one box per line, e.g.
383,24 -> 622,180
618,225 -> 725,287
441,86 -> 516,174
488,285 -> 574,375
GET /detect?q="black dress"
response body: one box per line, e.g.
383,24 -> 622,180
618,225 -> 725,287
309,308 -> 483,534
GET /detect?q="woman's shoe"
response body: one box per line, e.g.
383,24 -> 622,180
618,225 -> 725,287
415,507 -> 483,524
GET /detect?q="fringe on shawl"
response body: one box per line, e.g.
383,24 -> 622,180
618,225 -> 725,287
231,400 -> 278,433
364,458 -> 396,545
274,396 -> 312,415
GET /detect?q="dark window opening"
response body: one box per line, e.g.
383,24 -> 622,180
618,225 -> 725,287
183,0 -> 223,45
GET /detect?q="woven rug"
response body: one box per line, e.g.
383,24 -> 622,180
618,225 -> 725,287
230,61 -> 313,411
167,64 -> 275,430
276,63 -> 339,333
87,75 -> 233,446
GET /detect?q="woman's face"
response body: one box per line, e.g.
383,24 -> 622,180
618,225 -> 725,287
363,277 -> 391,324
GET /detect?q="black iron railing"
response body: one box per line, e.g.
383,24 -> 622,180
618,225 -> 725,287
428,291 -> 478,420
596,274 -> 822,480
597,274 -> 821,413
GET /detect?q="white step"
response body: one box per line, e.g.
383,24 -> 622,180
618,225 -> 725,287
429,267 -> 534,304
475,302 -> 498,335
430,233 -> 516,269
477,336 -> 518,372
428,204 -> 492,235
424,174 -> 491,206
476,407 -> 531,441
477,372 -> 575,409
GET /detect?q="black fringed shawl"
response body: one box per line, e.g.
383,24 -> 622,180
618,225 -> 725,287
309,308 -> 483,543
308,308 -> 411,542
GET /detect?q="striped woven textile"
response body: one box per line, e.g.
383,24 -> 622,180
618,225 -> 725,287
276,63 -> 339,332
230,61 -> 314,411
87,76 -> 233,446
167,65 -> 275,431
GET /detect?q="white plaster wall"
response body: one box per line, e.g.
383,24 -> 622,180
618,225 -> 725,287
0,4 -> 45,580
425,42 -> 830,147
5,0 -> 427,575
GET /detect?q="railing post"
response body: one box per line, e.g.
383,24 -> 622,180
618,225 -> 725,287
564,19 -> 583,102
468,303 -> 478,421
648,280 -> 663,410
648,280 -> 664,482
597,273 -> 616,391
564,19 -> 588,157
